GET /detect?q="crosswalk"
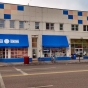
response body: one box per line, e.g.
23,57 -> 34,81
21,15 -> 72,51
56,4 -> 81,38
1,65 -> 88,88
0,73 -> 5,88
0,66 -> 57,77
14,67 -> 28,75
0,66 -> 56,88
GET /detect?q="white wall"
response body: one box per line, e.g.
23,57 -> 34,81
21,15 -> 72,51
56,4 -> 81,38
0,3 -> 88,57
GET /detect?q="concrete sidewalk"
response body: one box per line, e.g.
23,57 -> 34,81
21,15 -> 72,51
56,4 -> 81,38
0,59 -> 88,67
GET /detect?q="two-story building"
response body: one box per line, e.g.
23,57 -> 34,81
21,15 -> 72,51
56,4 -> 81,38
0,2 -> 88,62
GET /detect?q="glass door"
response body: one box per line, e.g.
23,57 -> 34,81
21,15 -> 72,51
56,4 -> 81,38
32,48 -> 37,59
32,37 -> 38,59
75,48 -> 83,57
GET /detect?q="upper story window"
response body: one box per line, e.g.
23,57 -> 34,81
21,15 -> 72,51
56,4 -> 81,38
19,21 -> 24,28
59,23 -> 63,30
83,25 -> 88,31
46,23 -> 54,30
71,24 -> 78,31
10,20 -> 15,28
35,22 -> 39,29
0,20 -> 5,28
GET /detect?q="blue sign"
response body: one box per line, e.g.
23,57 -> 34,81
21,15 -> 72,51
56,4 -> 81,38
0,34 -> 29,48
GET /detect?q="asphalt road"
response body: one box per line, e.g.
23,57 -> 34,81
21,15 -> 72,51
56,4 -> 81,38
0,64 -> 88,88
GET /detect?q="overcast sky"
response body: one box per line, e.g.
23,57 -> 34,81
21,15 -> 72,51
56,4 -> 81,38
0,0 -> 88,11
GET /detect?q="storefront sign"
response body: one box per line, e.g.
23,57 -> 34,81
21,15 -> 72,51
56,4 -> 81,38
0,39 -> 19,44
43,48 -> 50,52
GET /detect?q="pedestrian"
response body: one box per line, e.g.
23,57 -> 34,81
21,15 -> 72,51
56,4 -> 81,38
51,54 -> 55,63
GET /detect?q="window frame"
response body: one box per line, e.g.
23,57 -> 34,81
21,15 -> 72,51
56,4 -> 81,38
59,23 -> 63,30
46,23 -> 54,30
83,25 -> 88,31
10,20 -> 15,28
19,21 -> 24,28
0,19 -> 5,28
32,37 -> 37,48
71,24 -> 78,31
35,22 -> 39,29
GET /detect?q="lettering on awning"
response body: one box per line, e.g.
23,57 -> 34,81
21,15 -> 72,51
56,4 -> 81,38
0,39 -> 19,44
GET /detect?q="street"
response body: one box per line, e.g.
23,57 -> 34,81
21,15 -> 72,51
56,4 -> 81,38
0,64 -> 88,88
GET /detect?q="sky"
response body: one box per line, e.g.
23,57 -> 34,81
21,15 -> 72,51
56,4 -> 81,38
0,0 -> 88,11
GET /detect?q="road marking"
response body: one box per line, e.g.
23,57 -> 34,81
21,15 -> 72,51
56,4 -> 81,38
22,67 -> 56,70
0,73 -> 5,88
28,85 -> 53,88
14,67 -> 28,75
2,69 -> 88,78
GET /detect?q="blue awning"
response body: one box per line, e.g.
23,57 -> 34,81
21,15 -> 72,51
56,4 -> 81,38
0,34 -> 29,48
42,35 -> 69,48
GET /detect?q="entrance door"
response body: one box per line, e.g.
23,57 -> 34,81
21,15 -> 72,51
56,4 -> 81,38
75,48 -> 83,57
32,37 -> 38,59
32,48 -> 37,59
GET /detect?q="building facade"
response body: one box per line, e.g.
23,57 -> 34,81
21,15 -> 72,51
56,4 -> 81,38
0,2 -> 88,62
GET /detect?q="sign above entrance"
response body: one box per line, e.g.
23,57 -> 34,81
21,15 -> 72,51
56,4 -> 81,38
0,39 -> 19,44
0,34 -> 29,48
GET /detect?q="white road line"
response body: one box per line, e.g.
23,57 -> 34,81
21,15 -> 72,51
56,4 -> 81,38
14,67 -> 28,75
28,85 -> 53,88
37,85 -> 53,88
2,69 -> 88,78
0,73 -> 5,88
21,67 -> 56,71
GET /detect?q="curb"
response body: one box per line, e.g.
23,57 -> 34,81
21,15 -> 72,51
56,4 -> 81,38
1,61 -> 88,67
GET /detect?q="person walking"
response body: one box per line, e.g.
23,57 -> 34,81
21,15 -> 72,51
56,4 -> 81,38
51,53 -> 55,63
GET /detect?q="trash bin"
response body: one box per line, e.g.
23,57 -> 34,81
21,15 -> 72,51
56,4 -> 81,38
72,54 -> 76,59
24,56 -> 29,64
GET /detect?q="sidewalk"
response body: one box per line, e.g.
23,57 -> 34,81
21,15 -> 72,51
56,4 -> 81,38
0,59 -> 88,67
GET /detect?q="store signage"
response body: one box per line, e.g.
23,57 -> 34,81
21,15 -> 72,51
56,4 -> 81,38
0,39 -> 19,44
43,48 -> 50,52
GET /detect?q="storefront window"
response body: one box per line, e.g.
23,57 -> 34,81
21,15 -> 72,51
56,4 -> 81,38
43,48 -> 50,57
83,48 -> 88,56
0,48 -> 5,58
75,44 -> 82,48
83,44 -> 88,48
11,48 -> 28,58
71,39 -> 83,44
0,48 -> 8,58
51,48 -> 66,57
42,48 -> 66,57
71,44 -> 75,48
71,39 -> 88,56
83,40 -> 88,43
